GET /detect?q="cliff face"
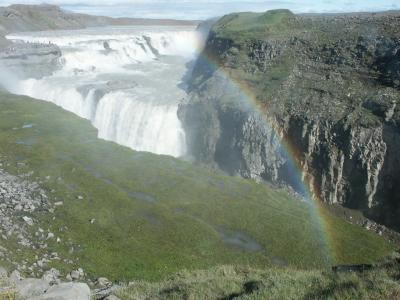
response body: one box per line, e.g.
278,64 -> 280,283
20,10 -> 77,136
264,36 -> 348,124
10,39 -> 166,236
179,10 -> 400,230
0,43 -> 62,81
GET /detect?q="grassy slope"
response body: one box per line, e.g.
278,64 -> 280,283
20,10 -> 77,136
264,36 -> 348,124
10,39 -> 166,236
213,9 -> 296,40
0,91 -> 394,281
115,257 -> 400,299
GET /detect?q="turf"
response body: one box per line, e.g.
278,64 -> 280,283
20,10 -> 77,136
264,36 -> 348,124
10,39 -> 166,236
212,9 -> 296,41
0,91 -> 394,281
115,255 -> 400,300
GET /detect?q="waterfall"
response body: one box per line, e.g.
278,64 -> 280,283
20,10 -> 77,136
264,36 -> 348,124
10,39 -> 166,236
6,26 -> 201,157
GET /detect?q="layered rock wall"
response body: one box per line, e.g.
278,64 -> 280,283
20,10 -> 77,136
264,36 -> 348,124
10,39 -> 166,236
180,11 -> 400,229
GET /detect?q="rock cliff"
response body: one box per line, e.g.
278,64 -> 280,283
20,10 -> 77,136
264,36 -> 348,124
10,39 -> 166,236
179,10 -> 400,230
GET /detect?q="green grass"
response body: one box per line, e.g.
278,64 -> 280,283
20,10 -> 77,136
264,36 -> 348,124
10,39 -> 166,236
0,276 -> 20,300
0,91 -> 394,281
201,9 -> 400,126
205,10 -> 300,106
213,9 -> 296,41
115,255 -> 400,299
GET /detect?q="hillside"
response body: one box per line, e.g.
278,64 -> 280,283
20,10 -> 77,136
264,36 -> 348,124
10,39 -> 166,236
179,9 -> 400,231
0,5 -> 399,299
0,91 -> 394,284
115,256 -> 400,299
0,4 -> 197,48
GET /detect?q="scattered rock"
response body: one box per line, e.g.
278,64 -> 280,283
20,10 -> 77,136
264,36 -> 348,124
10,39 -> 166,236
96,277 -> 112,288
42,268 -> 60,285
0,266 -> 7,278
65,273 -> 72,282
70,268 -> 85,281
0,267 -> 91,299
22,216 -> 34,226
0,168 -> 61,274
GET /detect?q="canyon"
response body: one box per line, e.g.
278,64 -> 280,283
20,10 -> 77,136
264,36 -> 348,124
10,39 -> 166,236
0,5 -> 399,299
179,10 -> 400,231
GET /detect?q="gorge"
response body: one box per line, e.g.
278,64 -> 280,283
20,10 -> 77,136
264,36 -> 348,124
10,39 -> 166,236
0,4 -> 399,299
1,6 -> 399,237
179,10 -> 400,231
1,7 -> 400,234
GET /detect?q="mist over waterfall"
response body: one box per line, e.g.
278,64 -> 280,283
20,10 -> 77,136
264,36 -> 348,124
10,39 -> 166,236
6,26 -> 202,157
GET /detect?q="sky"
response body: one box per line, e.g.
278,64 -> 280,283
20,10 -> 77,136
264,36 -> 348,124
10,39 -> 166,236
0,0 -> 399,20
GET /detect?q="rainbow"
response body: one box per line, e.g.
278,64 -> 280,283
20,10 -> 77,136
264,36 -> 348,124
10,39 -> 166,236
195,50 -> 336,264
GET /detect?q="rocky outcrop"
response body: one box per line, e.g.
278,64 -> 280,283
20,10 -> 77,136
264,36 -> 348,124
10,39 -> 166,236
180,10 -> 400,230
0,267 -> 121,299
179,75 -> 286,182
0,43 -> 62,80
0,269 -> 92,300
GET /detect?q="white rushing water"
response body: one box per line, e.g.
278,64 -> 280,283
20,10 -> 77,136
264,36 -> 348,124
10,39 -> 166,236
6,26 -> 202,157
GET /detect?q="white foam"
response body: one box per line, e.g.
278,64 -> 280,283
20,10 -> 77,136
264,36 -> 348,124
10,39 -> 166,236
6,26 -> 201,157
7,27 -> 201,74
94,91 -> 186,157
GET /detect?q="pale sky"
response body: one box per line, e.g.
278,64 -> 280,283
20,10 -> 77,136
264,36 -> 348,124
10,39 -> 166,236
0,0 -> 398,20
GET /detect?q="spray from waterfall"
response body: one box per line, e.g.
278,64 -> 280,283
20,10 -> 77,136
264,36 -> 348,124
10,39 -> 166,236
4,26 -> 202,157
0,62 -> 19,92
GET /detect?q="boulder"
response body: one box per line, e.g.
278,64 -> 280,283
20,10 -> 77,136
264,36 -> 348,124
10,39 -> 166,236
70,270 -> 80,280
15,278 -> 49,298
70,268 -> 85,281
65,273 -> 72,281
9,270 -> 22,283
36,282 -> 90,300
96,277 -> 112,288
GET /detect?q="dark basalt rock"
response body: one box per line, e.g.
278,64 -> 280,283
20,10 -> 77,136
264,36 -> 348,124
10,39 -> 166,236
0,43 -> 62,79
180,10 -> 400,230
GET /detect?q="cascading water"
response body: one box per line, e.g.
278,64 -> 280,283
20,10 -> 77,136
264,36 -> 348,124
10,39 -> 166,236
6,26 -> 202,157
